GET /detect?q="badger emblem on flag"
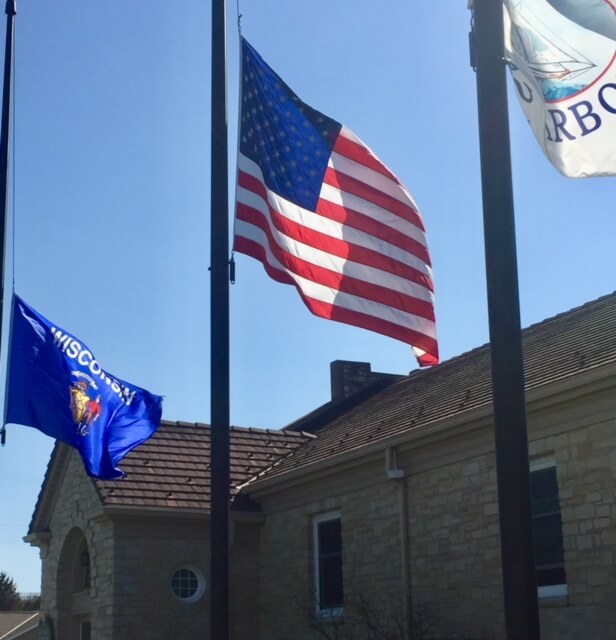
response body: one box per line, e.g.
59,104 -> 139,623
70,378 -> 102,436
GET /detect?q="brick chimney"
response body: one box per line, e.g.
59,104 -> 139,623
330,360 -> 397,402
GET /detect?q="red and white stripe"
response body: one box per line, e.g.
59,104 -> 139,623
235,126 -> 438,366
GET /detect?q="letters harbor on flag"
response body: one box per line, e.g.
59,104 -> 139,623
234,38 -> 438,366
504,0 -> 616,177
5,295 -> 163,480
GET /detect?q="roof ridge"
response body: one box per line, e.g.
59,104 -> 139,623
159,420 -> 209,429
406,290 -> 616,381
157,421 -> 312,438
229,425 -> 316,439
521,290 -> 616,335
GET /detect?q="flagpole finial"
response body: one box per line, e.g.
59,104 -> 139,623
5,1 -> 15,17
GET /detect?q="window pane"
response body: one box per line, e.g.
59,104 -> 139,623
80,622 -> 91,640
320,555 -> 343,609
530,466 -> 566,587
533,514 -> 565,567
531,468 -> 560,515
537,566 -> 567,588
317,518 -> 343,610
319,520 -> 342,555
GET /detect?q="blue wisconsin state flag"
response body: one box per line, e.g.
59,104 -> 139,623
6,295 -> 163,479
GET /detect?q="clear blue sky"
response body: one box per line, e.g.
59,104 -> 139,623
0,1 -> 614,594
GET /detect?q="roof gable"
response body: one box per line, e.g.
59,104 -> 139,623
28,443 -> 87,534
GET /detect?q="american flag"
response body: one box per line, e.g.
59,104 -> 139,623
234,38 -> 438,366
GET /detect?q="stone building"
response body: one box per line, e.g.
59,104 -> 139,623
25,425 -> 311,639
26,292 -> 616,639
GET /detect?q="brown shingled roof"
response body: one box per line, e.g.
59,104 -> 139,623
29,422 -> 313,532
259,291 -> 616,480
29,292 -> 616,524
94,422 -> 312,511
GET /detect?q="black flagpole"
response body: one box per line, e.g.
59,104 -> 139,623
471,1 -> 540,639
0,0 -> 16,447
210,0 -> 230,637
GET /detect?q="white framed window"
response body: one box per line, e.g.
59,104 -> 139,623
530,460 -> 567,598
313,511 -> 344,617
170,565 -> 206,603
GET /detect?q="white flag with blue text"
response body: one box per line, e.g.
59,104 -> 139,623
504,0 -> 616,177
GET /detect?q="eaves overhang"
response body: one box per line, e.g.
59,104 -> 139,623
243,359 -> 616,498
96,504 -> 265,526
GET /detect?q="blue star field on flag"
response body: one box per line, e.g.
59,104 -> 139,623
240,39 -> 342,210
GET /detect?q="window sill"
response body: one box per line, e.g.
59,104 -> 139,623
316,607 -> 344,621
538,584 -> 568,607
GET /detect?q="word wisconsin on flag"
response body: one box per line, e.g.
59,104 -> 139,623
234,38 -> 438,366
6,295 -> 163,479
504,0 -> 616,177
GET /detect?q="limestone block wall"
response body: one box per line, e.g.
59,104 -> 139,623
253,382 -> 616,640
254,429 -> 510,639
108,515 -> 260,640
37,448 -> 114,640
109,517 -> 208,640
256,460 -> 409,640
34,447 -> 261,640
527,388 -> 616,639
403,433 -> 505,639
230,520 -> 262,640
402,385 -> 616,640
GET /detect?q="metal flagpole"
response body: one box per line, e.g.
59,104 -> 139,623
470,1 -> 540,639
0,0 -> 16,447
210,0 -> 230,637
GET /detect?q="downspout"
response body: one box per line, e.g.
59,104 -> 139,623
385,447 -> 412,635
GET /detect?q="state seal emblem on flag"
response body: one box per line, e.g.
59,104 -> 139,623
70,377 -> 102,436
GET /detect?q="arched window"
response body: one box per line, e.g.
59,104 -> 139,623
57,528 -> 92,640
75,539 -> 91,593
